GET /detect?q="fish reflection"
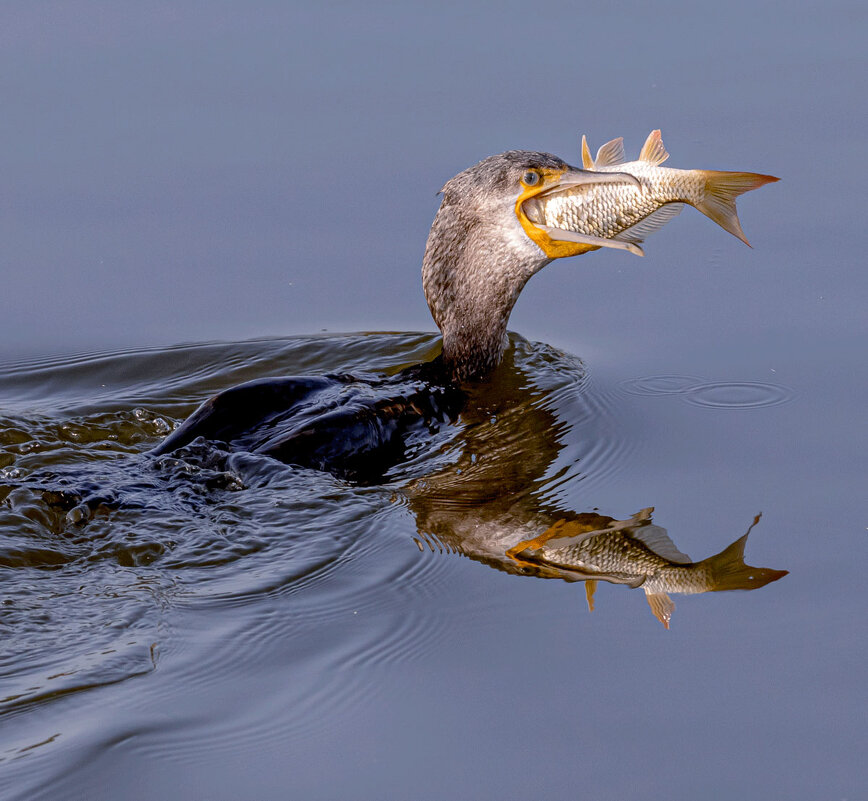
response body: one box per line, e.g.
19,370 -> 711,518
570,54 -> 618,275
405,340 -> 787,627
510,510 -> 785,628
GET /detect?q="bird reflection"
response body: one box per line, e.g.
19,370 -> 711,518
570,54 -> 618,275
404,340 -> 787,628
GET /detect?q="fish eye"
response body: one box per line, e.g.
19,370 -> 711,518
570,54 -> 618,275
522,170 -> 541,187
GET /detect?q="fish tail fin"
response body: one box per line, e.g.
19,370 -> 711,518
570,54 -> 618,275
698,533 -> 788,591
694,170 -> 779,246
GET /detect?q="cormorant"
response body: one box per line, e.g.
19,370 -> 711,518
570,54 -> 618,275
152,147 -> 772,481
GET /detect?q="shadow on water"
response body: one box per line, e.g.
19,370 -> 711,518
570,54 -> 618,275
0,333 -> 787,789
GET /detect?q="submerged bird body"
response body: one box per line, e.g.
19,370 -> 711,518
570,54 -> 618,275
151,360 -> 464,483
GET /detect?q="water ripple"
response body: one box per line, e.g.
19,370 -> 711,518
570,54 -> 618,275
683,380 -> 796,409
620,374 -> 796,410
619,373 -> 705,396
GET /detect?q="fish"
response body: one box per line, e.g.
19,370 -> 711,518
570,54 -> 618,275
522,130 -> 779,256
506,510 -> 787,628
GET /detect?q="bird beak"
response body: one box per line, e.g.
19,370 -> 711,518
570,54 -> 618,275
544,169 -> 640,192
516,168 -> 644,258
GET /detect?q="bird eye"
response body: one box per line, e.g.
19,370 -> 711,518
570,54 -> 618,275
522,170 -> 541,186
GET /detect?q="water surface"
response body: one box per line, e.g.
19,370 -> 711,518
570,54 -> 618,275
1,1 -> 866,799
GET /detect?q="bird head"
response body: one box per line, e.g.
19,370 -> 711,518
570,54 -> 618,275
422,151 -> 631,380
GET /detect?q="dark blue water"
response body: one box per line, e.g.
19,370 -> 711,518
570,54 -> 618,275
1,2 -> 865,799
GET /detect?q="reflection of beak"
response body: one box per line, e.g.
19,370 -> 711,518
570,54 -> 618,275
517,168 -> 645,258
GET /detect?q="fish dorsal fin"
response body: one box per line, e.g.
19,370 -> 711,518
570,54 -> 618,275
639,129 -> 669,165
581,135 -> 595,169
612,203 -> 683,244
595,137 -> 626,167
646,592 -> 675,628
630,523 -> 692,563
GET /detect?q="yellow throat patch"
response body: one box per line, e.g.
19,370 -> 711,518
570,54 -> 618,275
515,168 -> 601,259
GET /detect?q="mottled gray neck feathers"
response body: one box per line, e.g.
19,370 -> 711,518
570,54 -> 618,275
423,218 -> 528,380
422,179 -> 552,382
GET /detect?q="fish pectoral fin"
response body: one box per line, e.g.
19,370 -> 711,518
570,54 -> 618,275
581,135 -> 595,169
540,226 -> 645,257
646,592 -> 675,629
639,129 -> 670,165
585,580 -> 597,613
595,136 -> 626,167
612,204 -> 684,244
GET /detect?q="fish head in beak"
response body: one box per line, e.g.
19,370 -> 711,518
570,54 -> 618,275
515,165 -> 643,258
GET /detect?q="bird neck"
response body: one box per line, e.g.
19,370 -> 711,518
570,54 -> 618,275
422,207 -> 547,383
440,307 -> 513,383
